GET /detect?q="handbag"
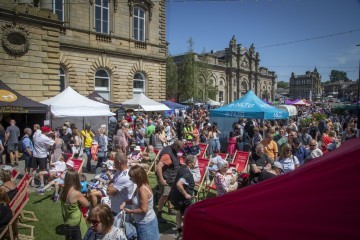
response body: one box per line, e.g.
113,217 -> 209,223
61,202 -> 82,240
114,211 -> 138,240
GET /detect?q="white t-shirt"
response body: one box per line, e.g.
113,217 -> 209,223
279,156 -> 299,173
109,169 -> 136,214
50,161 -> 66,173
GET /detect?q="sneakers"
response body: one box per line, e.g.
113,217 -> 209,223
157,212 -> 166,223
36,189 -> 45,195
52,195 -> 59,203
168,209 -> 177,215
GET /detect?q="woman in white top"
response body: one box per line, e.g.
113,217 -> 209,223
277,143 -> 299,173
124,165 -> 159,240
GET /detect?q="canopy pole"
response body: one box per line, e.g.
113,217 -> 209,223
262,119 -> 265,138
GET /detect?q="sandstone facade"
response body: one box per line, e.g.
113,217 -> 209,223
0,0 -> 167,102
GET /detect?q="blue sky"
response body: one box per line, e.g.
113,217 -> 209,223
166,0 -> 360,82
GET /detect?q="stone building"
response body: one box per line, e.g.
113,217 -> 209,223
322,80 -> 354,99
173,36 -> 277,104
0,0 -> 167,103
289,68 -> 322,100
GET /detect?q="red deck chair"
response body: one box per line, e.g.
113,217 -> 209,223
218,153 -> 229,161
231,150 -> 251,173
194,157 -> 210,201
11,168 -> 19,181
198,143 -> 208,158
147,148 -> 160,175
72,158 -> 84,174
205,163 -> 237,198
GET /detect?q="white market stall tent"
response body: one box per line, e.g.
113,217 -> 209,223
207,98 -> 221,106
278,104 -> 298,117
41,86 -> 114,129
122,93 -> 170,111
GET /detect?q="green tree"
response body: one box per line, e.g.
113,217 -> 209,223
329,70 -> 349,82
165,56 -> 178,100
277,81 -> 289,89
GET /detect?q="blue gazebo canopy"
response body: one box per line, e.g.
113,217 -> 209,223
161,100 -> 187,110
210,90 -> 289,120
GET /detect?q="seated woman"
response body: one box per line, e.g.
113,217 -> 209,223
127,146 -> 142,166
277,143 -> 299,173
214,161 -> 237,196
37,153 -> 66,189
0,169 -> 18,201
0,189 -> 13,232
83,204 -> 126,240
88,161 -> 115,207
141,145 -> 156,163
36,160 -> 75,203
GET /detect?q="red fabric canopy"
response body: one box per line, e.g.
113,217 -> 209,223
183,138 -> 360,240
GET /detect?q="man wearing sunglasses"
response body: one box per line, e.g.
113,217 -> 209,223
305,140 -> 323,164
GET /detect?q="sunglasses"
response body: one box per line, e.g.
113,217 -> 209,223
90,220 -> 100,228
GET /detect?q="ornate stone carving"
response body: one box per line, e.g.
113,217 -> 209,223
114,0 -> 119,12
1,24 -> 29,57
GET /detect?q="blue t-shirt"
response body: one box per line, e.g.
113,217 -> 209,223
80,181 -> 88,194
22,136 -> 34,155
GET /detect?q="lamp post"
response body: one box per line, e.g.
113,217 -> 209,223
357,44 -> 360,137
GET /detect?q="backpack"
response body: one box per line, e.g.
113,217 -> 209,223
18,136 -> 27,153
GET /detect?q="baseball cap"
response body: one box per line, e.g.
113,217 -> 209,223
41,126 -> 51,133
85,123 -> 91,128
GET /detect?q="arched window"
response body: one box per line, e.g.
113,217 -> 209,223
241,81 -> 248,94
59,67 -> 66,92
95,0 -> 109,34
133,72 -> 146,95
95,69 -> 110,100
133,7 -> 145,41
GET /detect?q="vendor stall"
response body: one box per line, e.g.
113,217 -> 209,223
122,93 -> 170,112
41,86 -> 114,130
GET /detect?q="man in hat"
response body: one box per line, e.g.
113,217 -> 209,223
82,123 -> 95,173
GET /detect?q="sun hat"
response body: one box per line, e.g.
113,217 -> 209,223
273,161 -> 284,172
66,160 -> 74,168
134,146 -> 141,151
104,160 -> 114,170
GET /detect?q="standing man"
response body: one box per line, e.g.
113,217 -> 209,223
22,128 -> 34,174
107,151 -> 136,216
81,123 -> 95,173
32,124 -> 55,187
169,155 -> 196,235
156,140 -> 184,222
4,119 -> 20,167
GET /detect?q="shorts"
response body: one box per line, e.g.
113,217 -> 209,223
32,157 -> 47,171
23,155 -> 33,168
7,143 -> 18,153
159,184 -> 171,197
54,178 -> 64,184
173,200 -> 192,215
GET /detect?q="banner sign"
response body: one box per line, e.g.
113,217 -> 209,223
1,106 -> 29,113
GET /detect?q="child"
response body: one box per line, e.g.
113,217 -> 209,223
36,160 -> 74,203
88,161 -> 114,206
80,174 -> 88,194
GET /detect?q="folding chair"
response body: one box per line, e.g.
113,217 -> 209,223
0,191 -> 34,240
11,168 -> 20,181
218,153 -> 229,161
198,143 -> 208,158
146,148 -> 160,175
231,150 -> 251,173
194,157 -> 210,201
72,159 -> 84,174
140,146 -> 147,154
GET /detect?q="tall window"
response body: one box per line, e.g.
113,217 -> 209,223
95,69 -> 110,100
95,0 -> 109,34
60,67 -> 66,92
52,0 -> 64,21
219,91 -> 224,102
133,72 -> 146,95
133,7 -> 145,41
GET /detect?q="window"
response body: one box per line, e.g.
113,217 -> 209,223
95,69 -> 110,100
133,7 -> 145,41
133,72 -> 146,95
52,0 -> 64,21
219,91 -> 224,102
60,67 -> 66,92
95,0 -> 109,34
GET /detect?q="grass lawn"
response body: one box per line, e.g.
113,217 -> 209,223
19,174 -> 176,239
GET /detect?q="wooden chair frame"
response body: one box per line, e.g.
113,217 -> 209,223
194,157 -> 211,201
231,150 -> 251,173
146,149 -> 161,175
198,143 -> 208,158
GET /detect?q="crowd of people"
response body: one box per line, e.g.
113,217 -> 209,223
0,104 -> 358,239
